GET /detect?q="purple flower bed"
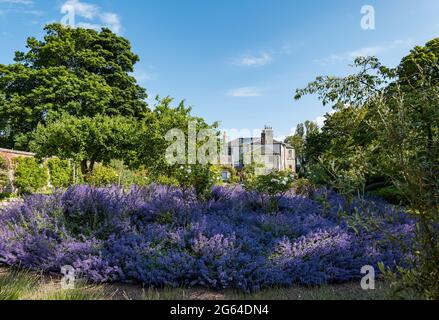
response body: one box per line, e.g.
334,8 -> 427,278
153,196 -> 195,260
0,185 -> 414,291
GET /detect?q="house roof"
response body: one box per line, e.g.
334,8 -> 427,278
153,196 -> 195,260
227,137 -> 294,150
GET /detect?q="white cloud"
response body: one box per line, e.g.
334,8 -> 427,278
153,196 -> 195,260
61,0 -> 122,34
314,110 -> 336,128
314,116 -> 326,128
227,86 -> 263,97
133,71 -> 157,83
232,52 -> 273,67
314,40 -> 414,66
23,9 -> 43,16
0,0 -> 33,4
0,0 -> 45,17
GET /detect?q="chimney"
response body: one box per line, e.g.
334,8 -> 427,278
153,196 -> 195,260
223,130 -> 228,143
261,126 -> 273,145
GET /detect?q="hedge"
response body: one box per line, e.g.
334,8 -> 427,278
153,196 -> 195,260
0,155 -> 9,192
47,158 -> 73,188
13,157 -> 49,194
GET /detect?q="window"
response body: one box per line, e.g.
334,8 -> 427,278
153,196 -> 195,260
221,171 -> 230,181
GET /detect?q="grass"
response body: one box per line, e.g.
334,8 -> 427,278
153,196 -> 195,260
0,269 -> 41,300
0,267 -> 410,300
43,287 -> 105,301
142,287 -> 191,300
0,268 -> 106,300
225,283 -> 393,300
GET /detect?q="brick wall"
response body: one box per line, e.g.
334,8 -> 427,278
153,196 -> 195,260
0,148 -> 35,163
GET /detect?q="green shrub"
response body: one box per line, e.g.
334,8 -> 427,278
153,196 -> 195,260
109,160 -> 140,187
71,162 -> 85,185
0,155 -> 9,192
0,192 -> 14,201
152,175 -> 179,187
48,158 -> 73,188
86,165 -> 119,187
13,157 -> 49,194
369,186 -> 407,205
245,170 -> 295,213
210,165 -> 239,185
132,167 -> 150,187
293,178 -> 316,197
174,164 -> 216,201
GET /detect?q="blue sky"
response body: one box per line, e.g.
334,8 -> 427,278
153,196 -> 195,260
1,0 -> 438,139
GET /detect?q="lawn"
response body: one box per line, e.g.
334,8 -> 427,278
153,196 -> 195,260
0,267 -> 395,300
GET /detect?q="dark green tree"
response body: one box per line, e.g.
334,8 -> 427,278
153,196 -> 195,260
295,38 -> 439,299
285,120 -> 320,174
0,23 -> 148,149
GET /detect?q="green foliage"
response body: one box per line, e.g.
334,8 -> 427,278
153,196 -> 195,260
135,96 -> 218,174
295,37 -> 439,299
284,121 -> 320,174
30,114 -> 140,175
47,158 -> 72,188
13,157 -> 48,194
239,162 -> 265,186
208,165 -> 236,185
152,175 -> 179,187
399,38 -> 439,84
293,178 -> 316,197
0,23 -> 148,150
0,155 -> 9,192
30,97 -> 216,180
245,171 -> 295,213
131,167 -> 150,187
86,165 -> 119,187
369,186 -> 407,205
378,263 -> 434,300
108,159 -> 136,187
0,193 -> 14,201
173,164 -> 216,201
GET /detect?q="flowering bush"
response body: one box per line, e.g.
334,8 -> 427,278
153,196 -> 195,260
245,171 -> 295,212
0,185 -> 414,291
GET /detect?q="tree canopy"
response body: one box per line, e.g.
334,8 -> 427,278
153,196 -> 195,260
294,38 -> 439,298
0,23 -> 148,149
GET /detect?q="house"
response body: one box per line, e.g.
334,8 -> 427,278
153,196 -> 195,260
221,126 -> 296,175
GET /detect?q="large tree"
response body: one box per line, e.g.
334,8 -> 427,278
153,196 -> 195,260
135,96 -> 218,177
30,96 -> 217,176
295,38 -> 439,298
30,114 -> 140,175
284,120 -> 320,175
0,23 -> 148,149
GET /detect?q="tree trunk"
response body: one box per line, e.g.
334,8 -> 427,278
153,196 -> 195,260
80,160 -> 90,176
